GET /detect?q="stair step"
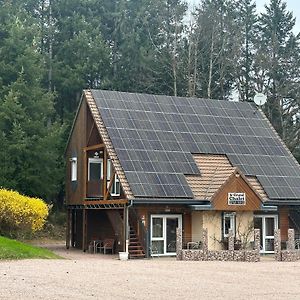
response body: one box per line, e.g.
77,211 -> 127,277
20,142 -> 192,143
128,227 -> 145,259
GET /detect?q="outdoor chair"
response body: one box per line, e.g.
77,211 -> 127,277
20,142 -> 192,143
99,239 -> 115,254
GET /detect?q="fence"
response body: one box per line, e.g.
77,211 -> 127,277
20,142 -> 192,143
274,229 -> 300,262
176,228 -> 260,262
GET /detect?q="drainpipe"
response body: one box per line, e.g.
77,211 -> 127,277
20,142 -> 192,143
125,200 -> 133,254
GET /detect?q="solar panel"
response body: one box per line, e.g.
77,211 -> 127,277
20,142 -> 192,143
92,90 -> 300,200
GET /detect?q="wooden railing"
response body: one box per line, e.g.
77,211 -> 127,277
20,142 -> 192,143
129,208 -> 149,258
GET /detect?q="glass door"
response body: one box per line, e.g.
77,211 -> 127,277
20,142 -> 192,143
254,215 -> 278,253
166,218 -> 179,253
151,215 -> 182,256
87,151 -> 103,198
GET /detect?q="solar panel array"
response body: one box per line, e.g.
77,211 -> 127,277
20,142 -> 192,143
92,90 -> 300,200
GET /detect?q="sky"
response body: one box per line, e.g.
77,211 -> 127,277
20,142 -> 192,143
188,0 -> 300,34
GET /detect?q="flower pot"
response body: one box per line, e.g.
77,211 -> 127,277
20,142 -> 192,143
119,252 -> 128,261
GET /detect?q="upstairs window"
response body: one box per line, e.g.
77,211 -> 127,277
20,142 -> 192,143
88,156 -> 103,181
70,157 -> 77,181
107,159 -> 120,196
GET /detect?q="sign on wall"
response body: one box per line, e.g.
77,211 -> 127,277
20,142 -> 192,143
228,192 -> 246,205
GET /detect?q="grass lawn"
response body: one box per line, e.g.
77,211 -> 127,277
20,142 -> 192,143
0,236 -> 61,260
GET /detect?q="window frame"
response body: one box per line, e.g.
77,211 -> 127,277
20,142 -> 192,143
70,157 -> 77,182
223,212 -> 236,238
88,157 -> 103,181
107,159 -> 120,196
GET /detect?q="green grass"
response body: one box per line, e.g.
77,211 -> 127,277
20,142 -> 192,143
0,236 -> 61,260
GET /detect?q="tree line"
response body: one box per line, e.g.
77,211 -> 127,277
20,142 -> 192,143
0,0 -> 299,204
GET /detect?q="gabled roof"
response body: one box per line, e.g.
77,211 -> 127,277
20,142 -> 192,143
185,154 -> 268,201
86,89 -> 300,202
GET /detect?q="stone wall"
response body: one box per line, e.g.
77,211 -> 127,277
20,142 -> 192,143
177,228 -> 260,262
275,228 -> 300,262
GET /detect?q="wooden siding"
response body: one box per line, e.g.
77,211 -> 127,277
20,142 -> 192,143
66,95 -> 125,205
212,173 -> 262,211
279,206 -> 289,241
66,100 -> 87,205
135,205 -> 191,242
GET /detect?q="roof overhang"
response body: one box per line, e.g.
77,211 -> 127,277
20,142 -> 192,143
267,200 -> 300,206
132,198 -> 207,205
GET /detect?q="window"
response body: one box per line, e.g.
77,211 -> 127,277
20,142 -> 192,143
88,157 -> 103,181
107,159 -> 120,196
223,212 -> 235,238
70,157 -> 77,181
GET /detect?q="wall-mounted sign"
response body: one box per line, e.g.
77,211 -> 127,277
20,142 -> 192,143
228,192 -> 246,205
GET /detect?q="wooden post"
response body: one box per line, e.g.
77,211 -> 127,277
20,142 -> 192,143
71,210 -> 75,247
82,209 -> 87,252
66,208 -> 71,249
103,150 -> 107,198
83,150 -> 87,199
123,205 -> 127,252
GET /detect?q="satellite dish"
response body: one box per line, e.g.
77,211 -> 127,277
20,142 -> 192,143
254,93 -> 267,106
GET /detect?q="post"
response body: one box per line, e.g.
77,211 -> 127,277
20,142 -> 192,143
254,229 -> 260,253
228,229 -> 234,251
287,229 -> 295,251
176,228 -> 182,260
202,228 -> 208,253
83,150 -> 87,199
274,229 -> 281,261
82,208 -> 87,252
103,150 -> 107,198
66,208 -> 71,249
123,205 -> 127,252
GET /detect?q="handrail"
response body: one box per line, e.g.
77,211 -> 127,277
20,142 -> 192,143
129,208 -> 149,257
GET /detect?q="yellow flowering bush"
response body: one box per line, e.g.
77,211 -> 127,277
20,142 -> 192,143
0,189 -> 49,236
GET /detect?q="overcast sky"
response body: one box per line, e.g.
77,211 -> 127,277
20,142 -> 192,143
188,0 -> 300,34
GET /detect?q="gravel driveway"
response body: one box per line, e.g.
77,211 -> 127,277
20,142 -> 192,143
0,243 -> 300,299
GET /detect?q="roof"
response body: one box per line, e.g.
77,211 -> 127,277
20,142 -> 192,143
185,154 -> 268,201
87,89 -> 300,202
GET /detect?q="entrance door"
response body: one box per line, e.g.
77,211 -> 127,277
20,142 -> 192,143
254,215 -> 278,253
150,215 -> 182,256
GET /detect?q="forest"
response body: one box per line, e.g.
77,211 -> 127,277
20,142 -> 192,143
0,0 -> 299,206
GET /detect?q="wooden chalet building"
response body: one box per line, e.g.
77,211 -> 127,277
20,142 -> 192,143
65,90 -> 300,258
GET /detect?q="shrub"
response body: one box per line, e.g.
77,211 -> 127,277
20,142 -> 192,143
0,189 -> 49,237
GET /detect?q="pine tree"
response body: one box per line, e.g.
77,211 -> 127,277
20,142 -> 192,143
256,0 -> 300,146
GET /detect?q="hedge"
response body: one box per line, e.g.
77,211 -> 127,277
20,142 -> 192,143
0,189 -> 49,236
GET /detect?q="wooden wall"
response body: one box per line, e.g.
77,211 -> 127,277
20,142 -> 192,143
279,206 -> 289,241
66,99 -> 88,205
212,173 -> 262,211
135,205 -> 191,242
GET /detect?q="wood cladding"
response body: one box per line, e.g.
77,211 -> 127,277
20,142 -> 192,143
279,206 -> 289,241
212,172 -> 262,211
65,100 -> 87,205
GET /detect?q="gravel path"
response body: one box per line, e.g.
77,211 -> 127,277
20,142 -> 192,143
0,243 -> 300,299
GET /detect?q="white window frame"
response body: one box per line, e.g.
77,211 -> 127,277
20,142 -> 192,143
107,159 -> 120,196
88,157 -> 103,181
254,215 -> 278,254
70,157 -> 77,182
223,212 -> 235,238
150,214 -> 182,256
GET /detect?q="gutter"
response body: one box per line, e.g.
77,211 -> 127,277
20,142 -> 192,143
267,200 -> 300,206
189,204 -> 213,211
125,200 -> 133,254
133,198 -> 206,205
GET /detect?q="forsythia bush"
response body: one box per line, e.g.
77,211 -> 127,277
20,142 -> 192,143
0,189 -> 49,236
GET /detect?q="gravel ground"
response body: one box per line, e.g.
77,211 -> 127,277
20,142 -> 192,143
0,243 -> 300,300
